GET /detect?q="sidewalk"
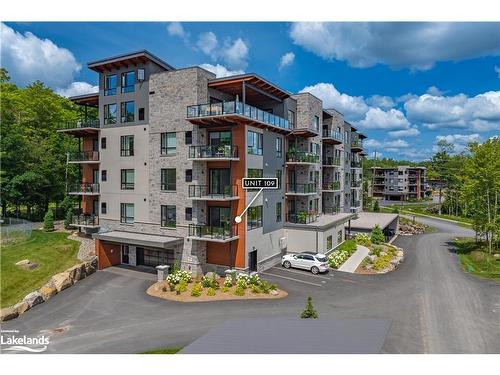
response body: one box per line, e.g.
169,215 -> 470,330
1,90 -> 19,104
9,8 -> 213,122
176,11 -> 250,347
338,245 -> 370,273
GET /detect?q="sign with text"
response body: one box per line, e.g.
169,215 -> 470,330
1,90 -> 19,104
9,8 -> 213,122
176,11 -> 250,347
242,178 -> 278,189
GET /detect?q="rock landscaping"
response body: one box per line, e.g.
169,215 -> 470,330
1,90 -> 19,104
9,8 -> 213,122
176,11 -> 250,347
147,269 -> 287,302
0,257 -> 97,322
398,216 -> 432,235
15,259 -> 39,270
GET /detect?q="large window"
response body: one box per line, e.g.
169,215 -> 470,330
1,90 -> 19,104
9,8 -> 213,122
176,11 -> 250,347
104,74 -> 116,96
185,207 -> 192,221
120,135 -> 134,156
121,101 -> 135,123
247,130 -> 263,155
247,169 -> 263,178
209,131 -> 231,146
327,235 -> 333,250
276,202 -> 282,222
120,203 -> 134,224
121,169 -> 135,190
247,206 -> 263,230
276,137 -> 283,158
101,202 -> 107,215
121,71 -> 135,93
310,143 -> 319,155
313,115 -> 319,132
161,132 -> 176,155
185,131 -> 192,145
275,170 -> 282,189
161,205 -> 176,228
288,110 -> 295,129
161,168 -> 176,191
104,103 -> 117,124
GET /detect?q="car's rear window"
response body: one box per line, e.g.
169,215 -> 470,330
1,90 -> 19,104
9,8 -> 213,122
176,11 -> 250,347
316,256 -> 327,262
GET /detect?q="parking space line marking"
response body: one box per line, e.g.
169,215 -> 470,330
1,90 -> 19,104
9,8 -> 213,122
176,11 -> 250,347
270,266 -> 332,280
261,272 -> 323,287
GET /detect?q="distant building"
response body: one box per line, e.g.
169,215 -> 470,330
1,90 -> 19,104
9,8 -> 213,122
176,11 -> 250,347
371,166 -> 427,201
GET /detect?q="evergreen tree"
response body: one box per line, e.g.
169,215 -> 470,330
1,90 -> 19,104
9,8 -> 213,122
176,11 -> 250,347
64,208 -> 74,230
373,200 -> 380,212
300,296 -> 318,319
43,210 -> 55,231
371,225 -> 385,244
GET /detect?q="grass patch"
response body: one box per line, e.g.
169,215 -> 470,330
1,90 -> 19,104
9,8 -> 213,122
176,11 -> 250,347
140,347 -> 182,354
454,238 -> 500,280
386,204 -> 473,225
0,230 -> 80,307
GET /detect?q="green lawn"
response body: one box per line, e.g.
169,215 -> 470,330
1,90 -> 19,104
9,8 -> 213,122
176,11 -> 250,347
384,204 -> 473,226
454,238 -> 500,280
0,230 -> 80,307
140,347 -> 182,354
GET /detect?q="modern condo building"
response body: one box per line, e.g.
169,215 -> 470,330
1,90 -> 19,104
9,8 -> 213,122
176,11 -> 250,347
58,50 -> 366,275
372,166 -> 427,201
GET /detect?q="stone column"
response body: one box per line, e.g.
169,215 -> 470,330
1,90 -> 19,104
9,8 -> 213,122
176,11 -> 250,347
156,265 -> 170,282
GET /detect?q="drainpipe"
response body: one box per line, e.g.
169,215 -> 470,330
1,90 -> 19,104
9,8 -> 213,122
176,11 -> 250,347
315,226 -> 319,253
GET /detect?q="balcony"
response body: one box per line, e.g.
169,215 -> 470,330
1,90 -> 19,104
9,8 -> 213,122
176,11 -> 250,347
323,205 -> 341,215
188,185 -> 239,201
322,181 -> 341,192
351,180 -> 362,188
351,160 -> 362,168
351,200 -> 361,208
186,101 -> 290,134
286,211 -> 319,224
323,156 -> 341,167
188,145 -> 239,161
351,140 -> 363,152
71,214 -> 99,228
322,129 -> 343,144
290,124 -> 319,138
57,119 -> 100,136
286,183 -> 318,196
188,223 -> 239,243
286,151 -> 320,164
67,151 -> 100,164
68,183 -> 100,195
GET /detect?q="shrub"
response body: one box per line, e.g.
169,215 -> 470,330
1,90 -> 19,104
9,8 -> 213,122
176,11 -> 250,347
166,270 -> 193,285
43,210 -> 55,232
328,250 -> 350,268
269,283 -> 277,291
371,246 -> 382,257
391,207 -> 399,214
373,257 -> 390,271
191,283 -> 202,297
201,276 -> 213,288
64,209 -> 73,230
250,284 -> 261,294
300,296 -> 318,319
236,274 -> 250,289
176,280 -> 187,295
355,233 -> 372,247
221,286 -> 229,293
206,287 -> 216,296
371,225 -> 385,244
161,285 -> 168,292
470,250 -> 487,263
248,274 -> 261,286
234,286 -> 245,296
260,280 -> 271,294
373,200 -> 380,212
171,261 -> 181,274
223,276 -> 233,288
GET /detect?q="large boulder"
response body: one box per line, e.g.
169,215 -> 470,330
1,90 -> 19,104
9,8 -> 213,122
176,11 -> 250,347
68,263 -> 86,282
0,307 -> 19,322
51,272 -> 73,292
23,291 -> 44,308
204,271 -> 220,280
14,301 -> 30,314
39,280 -> 57,300
84,257 -> 97,276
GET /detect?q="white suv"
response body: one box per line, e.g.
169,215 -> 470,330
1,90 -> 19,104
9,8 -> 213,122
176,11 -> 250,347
281,252 -> 329,274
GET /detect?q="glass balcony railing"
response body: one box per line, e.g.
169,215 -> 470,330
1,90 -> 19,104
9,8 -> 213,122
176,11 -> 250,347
188,145 -> 238,159
61,119 -> 100,130
323,156 -> 341,167
68,183 -> 100,194
67,151 -> 99,162
188,185 -> 238,199
351,180 -> 362,188
286,151 -> 320,163
188,223 -> 238,240
322,181 -> 341,191
351,139 -> 363,149
322,129 -> 343,142
351,200 -> 361,207
287,211 -> 319,224
286,183 -> 317,194
351,160 -> 362,168
72,214 -> 99,227
187,101 -> 290,131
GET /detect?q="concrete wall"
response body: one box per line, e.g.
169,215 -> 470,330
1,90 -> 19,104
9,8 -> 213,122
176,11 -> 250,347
285,223 -> 346,254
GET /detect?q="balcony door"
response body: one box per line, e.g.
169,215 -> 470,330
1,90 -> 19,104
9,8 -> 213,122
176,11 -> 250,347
288,170 -> 296,189
209,169 -> 231,195
208,207 -> 231,228
93,169 -> 99,184
209,131 -> 231,146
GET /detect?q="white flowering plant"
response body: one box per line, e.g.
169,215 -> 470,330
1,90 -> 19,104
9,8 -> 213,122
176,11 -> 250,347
354,233 -> 372,247
166,269 -> 193,285
248,274 -> 261,286
327,250 -> 350,269
236,273 -> 250,288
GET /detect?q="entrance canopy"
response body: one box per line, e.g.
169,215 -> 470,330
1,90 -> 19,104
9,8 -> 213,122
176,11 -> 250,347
96,231 -> 183,249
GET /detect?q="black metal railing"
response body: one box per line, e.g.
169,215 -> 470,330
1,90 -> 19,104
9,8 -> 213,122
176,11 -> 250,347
323,156 -> 341,166
188,223 -> 238,240
351,139 -> 363,149
286,151 -> 320,163
188,145 -> 238,159
61,119 -> 100,130
68,183 -> 100,194
351,180 -> 362,188
67,151 -> 99,162
187,100 -> 290,131
322,181 -> 341,191
188,185 -> 238,199
286,183 -> 317,194
72,214 -> 99,227
351,160 -> 362,168
322,129 -> 343,142
351,200 -> 361,207
286,212 -> 319,224
323,205 -> 341,215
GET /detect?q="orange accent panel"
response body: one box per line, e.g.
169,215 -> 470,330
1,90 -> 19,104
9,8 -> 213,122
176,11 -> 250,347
96,239 -> 121,270
82,137 -> 96,152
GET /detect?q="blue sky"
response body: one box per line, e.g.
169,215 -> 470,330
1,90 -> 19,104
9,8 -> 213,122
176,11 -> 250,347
2,22 -> 499,161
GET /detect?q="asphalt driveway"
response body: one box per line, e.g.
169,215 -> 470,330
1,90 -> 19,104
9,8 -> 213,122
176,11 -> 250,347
2,215 -> 499,354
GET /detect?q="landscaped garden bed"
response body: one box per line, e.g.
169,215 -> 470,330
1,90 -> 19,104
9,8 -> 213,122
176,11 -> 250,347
454,238 -> 500,280
147,270 -> 287,302
398,216 -> 435,235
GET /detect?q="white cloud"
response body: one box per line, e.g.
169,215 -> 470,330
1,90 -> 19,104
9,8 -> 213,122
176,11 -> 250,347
290,22 -> 500,70
199,63 -> 244,78
167,22 -> 188,41
434,133 -> 481,153
196,32 -> 218,56
366,95 -> 395,110
426,86 -> 444,96
56,81 -> 98,97
388,127 -> 420,138
220,38 -> 249,70
1,22 -> 81,88
356,107 -> 411,130
299,83 -> 369,120
495,65 -> 500,78
279,52 -> 295,70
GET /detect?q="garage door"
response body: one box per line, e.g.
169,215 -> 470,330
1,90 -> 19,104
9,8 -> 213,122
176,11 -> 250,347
136,247 -> 174,267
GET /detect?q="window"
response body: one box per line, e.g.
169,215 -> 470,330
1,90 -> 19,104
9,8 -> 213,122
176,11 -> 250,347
288,110 -> 295,129
327,235 -> 333,250
120,135 -> 134,156
276,137 -> 283,158
121,169 -> 135,190
101,202 -> 107,215
138,108 -> 145,121
120,203 -> 134,224
185,207 -> 192,221
161,205 -> 176,228
161,132 -> 176,155
104,74 -> 116,96
209,131 -> 231,146
104,103 -> 117,124
337,230 -> 343,244
185,169 -> 192,182
247,130 -> 263,155
101,137 -> 106,149
121,101 -> 135,123
247,169 -> 263,178
310,143 -> 319,155
101,170 -> 107,182
161,168 -> 176,191
247,206 -> 263,230
276,202 -> 282,222
137,68 -> 145,81
275,170 -> 282,189
185,131 -> 192,145
313,115 -> 319,132
121,71 -> 135,93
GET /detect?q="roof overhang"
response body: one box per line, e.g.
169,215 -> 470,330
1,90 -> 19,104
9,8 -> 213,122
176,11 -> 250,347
348,212 -> 399,231
208,74 -> 290,102
95,231 -> 183,249
69,93 -> 99,107
88,50 -> 174,73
